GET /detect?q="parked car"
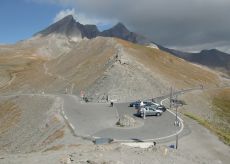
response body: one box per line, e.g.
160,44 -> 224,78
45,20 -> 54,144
144,101 -> 160,107
130,101 -> 166,112
137,106 -> 163,117
144,102 -> 167,112
129,100 -> 141,107
157,105 -> 167,112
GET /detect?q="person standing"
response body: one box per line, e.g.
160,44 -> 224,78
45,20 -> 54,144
143,107 -> 146,119
111,101 -> 114,107
140,101 -> 144,108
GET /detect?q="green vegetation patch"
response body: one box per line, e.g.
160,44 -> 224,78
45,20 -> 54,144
212,89 -> 230,121
184,112 -> 230,146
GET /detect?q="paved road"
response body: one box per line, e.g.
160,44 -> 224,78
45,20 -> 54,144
63,95 -> 182,141
94,103 -> 180,141
1,88 -> 196,142
62,95 -> 118,137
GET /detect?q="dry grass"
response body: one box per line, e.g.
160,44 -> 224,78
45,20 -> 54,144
0,37 -> 219,95
212,88 -> 230,119
0,100 -> 21,135
116,38 -> 220,88
47,37 -> 116,90
0,51 -> 47,93
181,88 -> 230,145
68,144 -> 81,148
42,127 -> 65,145
43,145 -> 64,152
184,111 -> 230,145
211,88 -> 230,145
0,37 -> 117,94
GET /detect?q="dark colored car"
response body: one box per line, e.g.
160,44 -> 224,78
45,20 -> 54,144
157,105 -> 167,112
129,100 -> 141,107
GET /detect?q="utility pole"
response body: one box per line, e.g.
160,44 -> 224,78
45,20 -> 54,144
176,134 -> 178,149
170,87 -> 173,109
170,87 -> 180,149
175,94 -> 179,126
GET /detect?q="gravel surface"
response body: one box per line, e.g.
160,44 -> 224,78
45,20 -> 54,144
0,116 -> 229,164
0,95 -> 65,154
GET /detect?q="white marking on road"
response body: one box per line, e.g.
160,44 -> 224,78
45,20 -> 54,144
69,123 -> 75,130
160,97 -> 168,105
64,115 -> 68,120
122,142 -> 154,148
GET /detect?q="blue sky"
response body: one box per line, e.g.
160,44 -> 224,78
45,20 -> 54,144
0,0 -> 114,44
0,0 -> 229,53
0,0 -> 62,43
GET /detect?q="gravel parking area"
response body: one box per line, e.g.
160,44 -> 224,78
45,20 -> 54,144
63,97 -> 182,142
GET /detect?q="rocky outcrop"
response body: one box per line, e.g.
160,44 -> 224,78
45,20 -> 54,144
100,22 -> 153,45
34,15 -> 156,47
34,15 -> 100,41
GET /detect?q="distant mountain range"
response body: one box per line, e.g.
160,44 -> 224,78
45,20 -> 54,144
0,14 -> 224,101
158,46 -> 230,74
35,15 -> 230,74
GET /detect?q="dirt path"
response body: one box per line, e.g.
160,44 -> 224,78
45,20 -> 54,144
43,62 -> 75,94
0,73 -> 16,89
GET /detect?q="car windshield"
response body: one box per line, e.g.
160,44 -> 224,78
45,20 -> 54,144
149,107 -> 156,111
150,104 -> 157,108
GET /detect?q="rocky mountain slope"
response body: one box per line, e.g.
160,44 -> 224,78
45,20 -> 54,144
100,22 -> 154,45
30,15 -> 230,76
158,46 -> 230,75
0,37 -> 221,102
0,15 -> 226,102
0,14 -> 229,161
35,15 -> 99,40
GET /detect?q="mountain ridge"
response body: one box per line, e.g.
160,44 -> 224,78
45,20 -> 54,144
34,15 -> 154,46
158,45 -> 230,74
28,14 -> 230,74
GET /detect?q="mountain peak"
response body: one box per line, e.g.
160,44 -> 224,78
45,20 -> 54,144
200,49 -> 225,55
114,22 -> 126,28
112,22 -> 129,32
58,15 -> 75,23
100,22 -> 130,38
34,14 -> 77,37
62,14 -> 74,20
34,16 -> 153,45
201,49 -> 219,53
34,14 -> 100,40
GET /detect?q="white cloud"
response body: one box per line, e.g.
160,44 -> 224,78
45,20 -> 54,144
53,8 -> 77,22
29,0 -> 230,53
53,8 -> 116,30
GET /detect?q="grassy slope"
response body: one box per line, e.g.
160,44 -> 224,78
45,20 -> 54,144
0,37 -> 220,94
0,100 -> 21,135
212,88 -> 230,144
183,88 -> 230,145
213,89 -> 230,119
116,39 -> 220,88
47,37 -> 116,91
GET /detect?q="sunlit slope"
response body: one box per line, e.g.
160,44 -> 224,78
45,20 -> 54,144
0,37 -> 221,100
117,39 -> 220,88
0,37 -> 117,94
46,37 -> 117,91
